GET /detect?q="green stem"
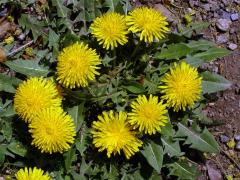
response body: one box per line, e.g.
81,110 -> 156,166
130,41 -> 141,58
112,49 -> 117,67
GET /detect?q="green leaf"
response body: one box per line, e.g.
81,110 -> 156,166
160,121 -> 174,138
141,141 -> 163,173
0,74 -> 22,93
193,47 -> 230,61
64,147 -> 76,173
123,82 -> 145,94
7,141 -> 27,157
51,0 -> 69,18
187,40 -> 215,52
102,55 -> 114,67
2,119 -> 13,142
156,43 -> 191,60
192,104 -> 215,125
191,22 -> 210,34
122,0 -> 132,15
78,157 -> 91,179
168,161 -> 199,180
176,123 -> 219,153
18,14 -> 47,41
48,29 -> 60,56
181,22 -> 210,38
201,71 -> 232,94
103,0 -> 121,12
76,125 -> 88,156
161,138 -> 184,157
67,102 -> 85,132
0,145 -> 7,165
185,56 -> 205,68
4,60 -> 50,77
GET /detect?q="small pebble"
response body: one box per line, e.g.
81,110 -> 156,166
234,0 -> 240,4
216,34 -> 229,44
202,4 -> 211,11
228,43 -> 238,50
37,16 -> 42,21
230,28 -> 235,34
18,34 -> 25,41
236,142 -> 240,151
230,13 -> 239,21
216,18 -> 231,31
234,134 -> 240,141
221,0 -> 228,5
220,135 -> 230,143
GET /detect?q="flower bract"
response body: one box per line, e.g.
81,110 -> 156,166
91,111 -> 143,159
159,61 -> 202,111
126,7 -> 169,43
15,167 -> 51,180
128,95 -> 168,135
29,108 -> 76,154
14,77 -> 62,123
57,42 -> 101,88
90,12 -> 128,50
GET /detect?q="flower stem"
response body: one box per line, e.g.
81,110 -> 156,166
112,49 -> 117,67
130,41 -> 141,58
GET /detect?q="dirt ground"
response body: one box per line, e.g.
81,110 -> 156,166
134,0 -> 240,179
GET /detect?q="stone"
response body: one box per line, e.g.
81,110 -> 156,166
18,34 -> 25,41
220,135 -> 230,143
202,4 -> 211,11
154,4 -> 176,23
216,34 -> 229,44
236,142 -> 240,150
234,134 -> 240,141
228,43 -> 238,50
207,162 -> 222,180
189,0 -> 199,7
234,0 -> 240,4
230,13 -> 239,21
221,11 -> 231,20
221,0 -> 229,6
216,18 -> 231,31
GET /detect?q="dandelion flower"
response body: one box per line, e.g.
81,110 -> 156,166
90,12 -> 128,50
128,95 -> 168,135
29,108 -> 76,154
91,111 -> 143,159
126,7 -> 169,43
4,36 -> 14,44
159,61 -> 202,111
14,77 -> 62,123
57,42 -> 101,88
15,167 -> 51,180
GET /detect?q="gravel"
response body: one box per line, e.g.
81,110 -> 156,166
216,18 -> 231,31
230,13 -> 239,21
234,134 -> 240,141
216,34 -> 229,44
220,135 -> 230,143
228,43 -> 238,50
236,142 -> 240,151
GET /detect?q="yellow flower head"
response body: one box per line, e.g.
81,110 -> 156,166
4,36 -> 14,44
126,7 -> 169,43
29,108 -> 76,154
159,61 -> 202,111
90,12 -> 128,50
57,42 -> 101,88
14,77 -> 62,123
15,167 -> 51,180
128,95 -> 168,135
91,111 -> 143,159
